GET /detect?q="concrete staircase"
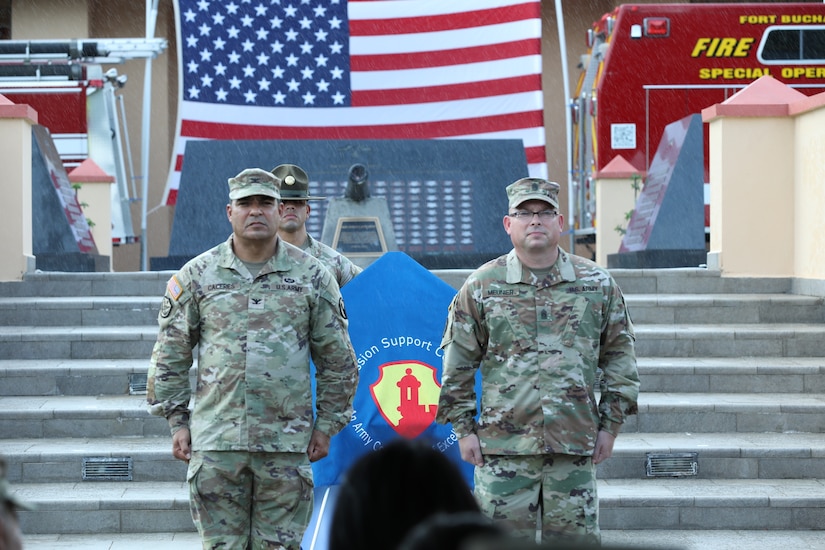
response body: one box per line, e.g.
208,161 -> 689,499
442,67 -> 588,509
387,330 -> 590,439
601,269 -> 825,545
0,272 -> 194,541
1,269 -> 824,549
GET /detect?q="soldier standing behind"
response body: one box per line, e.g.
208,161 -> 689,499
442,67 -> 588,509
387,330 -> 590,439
436,178 -> 639,546
272,163 -> 362,287
147,168 -> 359,550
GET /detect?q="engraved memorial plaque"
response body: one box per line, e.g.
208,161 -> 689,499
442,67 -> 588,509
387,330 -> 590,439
332,217 -> 387,256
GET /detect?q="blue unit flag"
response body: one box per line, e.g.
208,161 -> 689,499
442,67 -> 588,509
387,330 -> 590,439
311,252 -> 472,487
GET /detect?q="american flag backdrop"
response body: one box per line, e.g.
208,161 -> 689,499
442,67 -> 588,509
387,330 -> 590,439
163,0 -> 546,205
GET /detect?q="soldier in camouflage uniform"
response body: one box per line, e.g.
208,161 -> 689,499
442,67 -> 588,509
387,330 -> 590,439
436,178 -> 639,546
147,168 -> 359,550
272,163 -> 362,288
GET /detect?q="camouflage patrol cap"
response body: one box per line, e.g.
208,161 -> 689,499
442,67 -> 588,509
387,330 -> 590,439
271,163 -> 326,201
228,168 -> 281,200
506,177 -> 560,209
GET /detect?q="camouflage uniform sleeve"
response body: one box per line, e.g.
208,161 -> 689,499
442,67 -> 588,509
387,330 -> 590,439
146,271 -> 200,435
338,257 -> 363,288
597,280 -> 640,436
310,271 -> 359,437
436,283 -> 486,439
308,237 -> 362,288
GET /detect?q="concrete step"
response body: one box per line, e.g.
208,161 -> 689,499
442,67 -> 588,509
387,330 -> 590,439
4,357 -> 824,397
11,478 -> 825,535
0,395 -> 167,438
637,356 -> 825,393
0,265 -> 813,297
1,437 -> 185,483
0,296 -> 160,326
12,481 -> 193,535
440,268 -> 800,296
610,268 -> 794,295
0,325 -> 157,360
624,392 -> 825,434
0,359 -> 150,396
3,392 -> 823,441
0,272 -> 172,298
598,478 -> 825,531
22,532 -> 202,550
2,321 -> 823,360
604,529 -> 825,550
19,529 -> 825,550
0,268 -> 803,298
634,323 -> 825,357
602,432 -> 825,480
625,293 -> 824,325
5,432 -> 824,486
3,292 -> 820,327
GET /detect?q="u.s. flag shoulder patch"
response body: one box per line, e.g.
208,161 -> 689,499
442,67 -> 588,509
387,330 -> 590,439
167,275 -> 184,301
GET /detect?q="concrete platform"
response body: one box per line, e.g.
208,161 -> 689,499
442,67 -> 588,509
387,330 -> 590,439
625,293 -> 825,324
19,529 -> 825,549
4,357 -> 825,396
0,296 -> 160,326
6,432 -> 825,484
2,292 -> 821,327
12,478 -> 825,534
4,391 -> 825,441
0,325 -> 157,360
3,268 -> 824,546
5,321 -> 825,360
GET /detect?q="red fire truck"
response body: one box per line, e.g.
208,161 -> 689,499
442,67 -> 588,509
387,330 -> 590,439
570,2 -> 825,239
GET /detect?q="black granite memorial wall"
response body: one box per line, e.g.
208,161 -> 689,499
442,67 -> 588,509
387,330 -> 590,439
609,114 -> 706,269
152,139 -> 529,270
31,125 -> 108,272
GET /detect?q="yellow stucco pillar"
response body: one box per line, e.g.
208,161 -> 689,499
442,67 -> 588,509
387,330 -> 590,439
702,76 -> 800,277
0,95 -> 38,281
70,159 -> 115,269
594,155 -> 643,268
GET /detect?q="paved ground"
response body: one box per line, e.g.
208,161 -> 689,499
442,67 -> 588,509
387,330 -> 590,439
21,530 -> 825,549
604,530 -> 825,549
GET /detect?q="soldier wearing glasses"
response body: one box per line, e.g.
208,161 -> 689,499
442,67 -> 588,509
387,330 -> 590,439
436,177 -> 639,546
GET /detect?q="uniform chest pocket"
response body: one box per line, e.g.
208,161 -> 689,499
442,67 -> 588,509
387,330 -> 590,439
487,298 -> 535,351
561,296 -> 596,347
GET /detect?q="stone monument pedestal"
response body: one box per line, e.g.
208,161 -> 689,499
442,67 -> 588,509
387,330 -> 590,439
608,249 -> 707,269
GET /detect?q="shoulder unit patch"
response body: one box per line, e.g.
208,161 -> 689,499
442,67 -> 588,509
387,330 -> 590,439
160,296 -> 173,318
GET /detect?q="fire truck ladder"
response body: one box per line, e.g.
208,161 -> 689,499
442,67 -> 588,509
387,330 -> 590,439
0,38 -> 167,246
0,38 -> 166,63
571,31 -> 608,241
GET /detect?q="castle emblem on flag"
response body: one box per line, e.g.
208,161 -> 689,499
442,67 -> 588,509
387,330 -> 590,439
370,361 -> 440,439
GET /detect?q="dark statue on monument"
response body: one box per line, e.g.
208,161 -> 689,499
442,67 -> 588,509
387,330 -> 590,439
321,164 -> 396,270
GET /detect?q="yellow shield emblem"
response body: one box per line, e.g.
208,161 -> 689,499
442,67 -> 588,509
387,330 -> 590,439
369,360 -> 440,438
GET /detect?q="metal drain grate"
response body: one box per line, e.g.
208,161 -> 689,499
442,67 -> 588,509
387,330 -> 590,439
645,452 -> 699,477
129,373 -> 148,395
82,457 -> 133,481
